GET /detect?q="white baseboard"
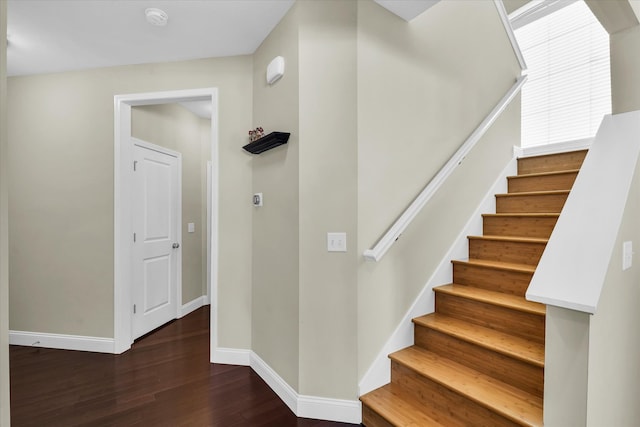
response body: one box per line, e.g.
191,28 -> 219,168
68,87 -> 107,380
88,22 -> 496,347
358,157 -> 518,396
179,295 -> 209,318
297,394 -> 362,424
210,350 -> 361,423
9,330 -> 115,353
213,347 -> 251,366
250,352 -> 299,415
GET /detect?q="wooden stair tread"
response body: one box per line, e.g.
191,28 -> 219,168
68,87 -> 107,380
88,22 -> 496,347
360,384 -> 450,427
390,346 -> 543,427
434,284 -> 545,316
412,313 -> 544,367
482,213 -> 560,219
508,169 -> 579,179
496,190 -> 570,197
468,235 -> 548,244
452,259 -> 536,273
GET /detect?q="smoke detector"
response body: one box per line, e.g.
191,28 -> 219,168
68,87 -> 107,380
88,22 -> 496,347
145,8 -> 169,26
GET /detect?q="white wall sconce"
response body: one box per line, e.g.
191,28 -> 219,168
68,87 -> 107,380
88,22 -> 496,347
266,56 -> 285,85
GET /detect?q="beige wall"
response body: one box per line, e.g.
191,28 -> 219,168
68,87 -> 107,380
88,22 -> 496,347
251,0 -> 360,399
131,104 -> 210,304
252,3 -> 300,389
543,306 -> 589,426
0,1 -> 10,424
356,0 -> 521,377
503,0 -> 531,14
297,0 -> 358,399
585,156 -> 640,426
611,24 -> 640,114
8,56 -> 253,351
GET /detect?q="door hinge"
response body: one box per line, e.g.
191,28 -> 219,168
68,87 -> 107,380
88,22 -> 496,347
133,233 -> 136,242
133,160 -> 138,171
133,304 -> 137,314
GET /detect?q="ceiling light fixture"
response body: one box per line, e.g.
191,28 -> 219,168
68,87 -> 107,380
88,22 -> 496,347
145,8 -> 169,26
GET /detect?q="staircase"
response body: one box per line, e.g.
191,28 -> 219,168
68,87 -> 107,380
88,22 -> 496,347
360,150 -> 588,427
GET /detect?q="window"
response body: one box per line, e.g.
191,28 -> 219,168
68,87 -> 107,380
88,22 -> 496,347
513,0 -> 611,147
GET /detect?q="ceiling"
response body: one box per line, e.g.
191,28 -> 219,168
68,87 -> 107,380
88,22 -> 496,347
6,0 -> 296,76
6,0 -> 444,77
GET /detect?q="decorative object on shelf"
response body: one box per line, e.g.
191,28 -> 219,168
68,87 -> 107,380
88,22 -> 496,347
248,127 -> 264,142
243,132 -> 291,154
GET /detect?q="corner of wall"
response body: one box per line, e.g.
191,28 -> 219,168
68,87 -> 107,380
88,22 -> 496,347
0,1 -> 10,424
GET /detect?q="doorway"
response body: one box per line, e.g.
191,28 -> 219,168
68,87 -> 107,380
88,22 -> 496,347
114,88 -> 219,356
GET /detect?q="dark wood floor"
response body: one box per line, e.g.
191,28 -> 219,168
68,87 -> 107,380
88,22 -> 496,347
10,307 -> 359,427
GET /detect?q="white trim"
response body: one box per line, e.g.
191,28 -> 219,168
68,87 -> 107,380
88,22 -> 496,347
179,296 -> 209,319
363,75 -> 527,262
208,103 -> 220,363
132,137 -> 182,159
206,161 -> 212,305
213,347 -> 251,366
494,0 -> 528,72
114,88 -> 219,355
517,138 -> 593,158
359,157 -> 517,395
526,111 -> 640,313
9,331 -> 115,354
249,352 -> 362,424
509,0 -> 577,31
250,352 -> 299,414
297,395 -> 362,424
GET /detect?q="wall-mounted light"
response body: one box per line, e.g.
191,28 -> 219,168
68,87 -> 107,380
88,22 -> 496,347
266,56 -> 285,85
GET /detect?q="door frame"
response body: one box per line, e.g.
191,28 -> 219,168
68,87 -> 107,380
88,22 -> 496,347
114,88 -> 219,354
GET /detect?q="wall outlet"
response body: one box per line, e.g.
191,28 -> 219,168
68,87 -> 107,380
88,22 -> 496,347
327,232 -> 347,252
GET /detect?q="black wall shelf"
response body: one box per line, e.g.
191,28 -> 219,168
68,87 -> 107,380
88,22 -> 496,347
243,132 -> 290,154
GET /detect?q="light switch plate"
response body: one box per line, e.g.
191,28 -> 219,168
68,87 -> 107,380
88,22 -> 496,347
327,232 -> 347,252
188,223 -> 195,233
623,241 -> 633,270
253,193 -> 263,207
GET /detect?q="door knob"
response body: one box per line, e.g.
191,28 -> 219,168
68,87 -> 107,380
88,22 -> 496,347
172,243 -> 180,249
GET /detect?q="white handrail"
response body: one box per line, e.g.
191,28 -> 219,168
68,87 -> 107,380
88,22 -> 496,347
494,0 -> 528,72
363,75 -> 527,262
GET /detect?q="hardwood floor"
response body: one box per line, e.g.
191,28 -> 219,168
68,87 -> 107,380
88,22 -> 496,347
10,307 -> 358,427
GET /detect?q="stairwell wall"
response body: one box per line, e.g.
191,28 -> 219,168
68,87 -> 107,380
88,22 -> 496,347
356,0 -> 522,378
585,122 -> 640,425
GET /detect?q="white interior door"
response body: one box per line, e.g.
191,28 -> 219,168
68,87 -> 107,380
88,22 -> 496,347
132,139 -> 181,340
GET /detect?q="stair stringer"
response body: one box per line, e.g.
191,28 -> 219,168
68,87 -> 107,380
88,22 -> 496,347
359,155 -> 517,396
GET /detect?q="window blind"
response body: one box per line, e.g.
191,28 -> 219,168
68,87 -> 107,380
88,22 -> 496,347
514,0 -> 611,147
